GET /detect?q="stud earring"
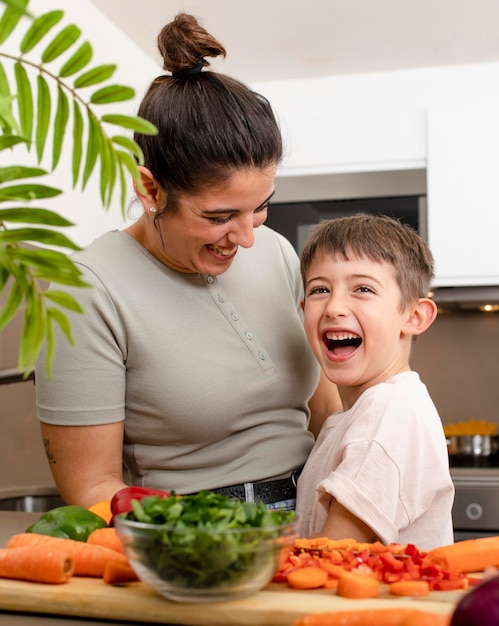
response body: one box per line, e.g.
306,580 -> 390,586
149,206 -> 157,213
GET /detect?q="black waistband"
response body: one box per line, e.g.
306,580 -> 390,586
209,472 -> 301,505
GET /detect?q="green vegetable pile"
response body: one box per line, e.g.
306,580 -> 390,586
121,491 -> 296,591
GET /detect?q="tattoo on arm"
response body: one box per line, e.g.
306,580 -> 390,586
43,438 -> 56,465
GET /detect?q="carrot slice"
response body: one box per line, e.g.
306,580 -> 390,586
389,580 -> 430,596
87,527 -> 124,554
425,536 -> 499,573
336,570 -> 379,598
0,545 -> 74,584
6,533 -> 128,577
103,560 -> 139,584
287,566 -> 329,589
293,609 -> 450,626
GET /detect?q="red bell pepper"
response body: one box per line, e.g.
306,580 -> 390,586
110,486 -> 171,517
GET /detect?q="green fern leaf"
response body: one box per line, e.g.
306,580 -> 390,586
45,290 -> 85,313
0,207 -> 73,226
36,74 -> 51,163
52,85 -> 69,169
9,248 -> 83,275
90,85 -> 134,105
20,288 -> 46,372
99,134 -> 119,208
0,227 -> 80,249
0,183 -> 60,201
41,24 -> 81,63
0,278 -> 22,329
14,62 -> 33,142
59,41 -> 92,78
116,149 -> 140,183
20,10 -> 64,54
101,113 -> 158,135
118,155 -> 127,211
0,0 -> 30,46
0,166 -> 46,183
111,135 -> 144,164
0,136 -> 26,150
81,111 -> 100,189
73,64 -> 116,88
72,99 -> 83,187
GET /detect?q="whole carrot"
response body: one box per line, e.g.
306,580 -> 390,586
293,608 -> 451,626
6,533 -> 128,577
103,560 -> 139,584
0,545 -> 74,584
87,527 -> 124,554
425,537 -> 499,573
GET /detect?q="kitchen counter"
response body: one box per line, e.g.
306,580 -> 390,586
0,512 -> 465,626
0,512 -> 161,626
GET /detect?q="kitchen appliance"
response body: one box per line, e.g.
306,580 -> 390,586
265,195 -> 424,254
451,467 -> 499,541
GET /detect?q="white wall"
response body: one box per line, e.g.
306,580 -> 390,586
2,0 -> 161,247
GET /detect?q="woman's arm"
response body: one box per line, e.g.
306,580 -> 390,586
308,370 -> 342,438
40,421 -> 127,508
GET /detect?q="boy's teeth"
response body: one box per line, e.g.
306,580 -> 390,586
326,332 -> 359,341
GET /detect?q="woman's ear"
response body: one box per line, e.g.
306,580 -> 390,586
133,166 -> 165,210
402,298 -> 438,337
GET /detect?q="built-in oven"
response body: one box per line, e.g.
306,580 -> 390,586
451,467 -> 499,541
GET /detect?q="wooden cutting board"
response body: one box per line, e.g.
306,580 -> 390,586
0,577 -> 465,625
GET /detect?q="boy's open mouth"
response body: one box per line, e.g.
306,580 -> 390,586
323,331 -> 362,357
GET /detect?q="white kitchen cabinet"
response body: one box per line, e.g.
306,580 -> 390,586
278,108 -> 426,176
427,105 -> 499,287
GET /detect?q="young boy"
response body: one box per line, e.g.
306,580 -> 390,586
296,213 -> 454,550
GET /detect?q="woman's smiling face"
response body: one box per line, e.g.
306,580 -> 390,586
143,166 -> 276,275
302,252 -> 415,407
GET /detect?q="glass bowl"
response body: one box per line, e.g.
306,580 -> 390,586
114,515 -> 297,602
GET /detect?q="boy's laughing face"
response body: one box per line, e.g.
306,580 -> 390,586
302,253 -> 415,409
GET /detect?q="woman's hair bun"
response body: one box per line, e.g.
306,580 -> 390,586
157,12 -> 226,75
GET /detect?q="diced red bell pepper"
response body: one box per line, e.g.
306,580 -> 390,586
431,578 -> 469,591
110,486 -> 171,517
379,551 -> 404,572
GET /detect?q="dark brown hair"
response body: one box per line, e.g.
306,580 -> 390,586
134,13 -> 283,213
300,213 -> 435,310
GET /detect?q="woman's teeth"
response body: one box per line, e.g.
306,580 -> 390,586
208,244 -> 233,257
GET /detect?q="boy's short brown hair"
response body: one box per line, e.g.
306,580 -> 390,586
300,213 -> 435,311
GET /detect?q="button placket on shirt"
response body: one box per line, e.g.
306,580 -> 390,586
203,275 -> 274,373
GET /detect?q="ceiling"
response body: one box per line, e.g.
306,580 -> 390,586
90,0 -> 499,84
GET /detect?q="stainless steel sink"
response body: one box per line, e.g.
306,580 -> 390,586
0,486 -> 64,511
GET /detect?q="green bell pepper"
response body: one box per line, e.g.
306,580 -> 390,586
25,505 -> 107,541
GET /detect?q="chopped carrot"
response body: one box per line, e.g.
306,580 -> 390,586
0,545 -> 74,584
88,500 -> 113,524
323,578 -> 339,590
425,536 -> 499,573
287,566 -> 329,589
87,527 -> 124,554
6,533 -> 128,577
336,570 -> 379,599
103,560 -> 139,584
293,609 -> 450,626
389,580 -> 430,596
317,559 -> 345,578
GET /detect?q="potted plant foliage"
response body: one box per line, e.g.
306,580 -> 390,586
0,0 -> 157,375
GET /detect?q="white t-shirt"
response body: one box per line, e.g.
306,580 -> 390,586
296,371 -> 454,549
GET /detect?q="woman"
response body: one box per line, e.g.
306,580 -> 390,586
35,13 -> 340,510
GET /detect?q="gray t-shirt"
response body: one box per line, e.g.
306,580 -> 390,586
36,226 -> 319,493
